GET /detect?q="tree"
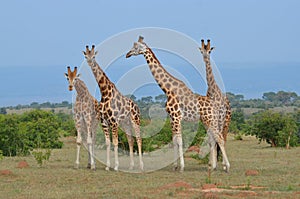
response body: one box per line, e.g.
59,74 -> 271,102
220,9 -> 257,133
30,102 -> 40,108
155,94 -> 167,104
0,107 -> 7,115
0,110 -> 64,157
247,110 -> 299,148
262,92 -> 276,102
277,91 -> 297,105
263,91 -> 298,106
229,108 -> 247,139
56,112 -> 76,137
141,96 -> 153,103
226,92 -> 244,107
0,114 -> 21,156
20,110 -> 63,149
278,115 -> 298,149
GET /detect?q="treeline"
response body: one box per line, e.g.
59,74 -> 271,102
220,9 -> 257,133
1,101 -> 72,114
228,91 -> 300,108
1,91 -> 299,114
0,90 -> 299,158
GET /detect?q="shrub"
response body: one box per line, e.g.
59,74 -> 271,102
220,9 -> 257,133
0,110 -> 63,157
246,110 -> 299,148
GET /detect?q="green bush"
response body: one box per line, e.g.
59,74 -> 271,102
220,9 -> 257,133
246,110 -> 299,148
32,148 -> 51,167
56,112 -> 76,137
0,150 -> 3,161
0,110 -> 63,157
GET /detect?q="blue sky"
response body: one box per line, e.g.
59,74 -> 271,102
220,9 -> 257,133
1,0 -> 299,67
0,0 -> 300,106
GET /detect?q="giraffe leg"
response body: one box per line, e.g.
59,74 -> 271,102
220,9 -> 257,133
87,133 -> 92,169
134,124 -> 144,171
87,150 -> 91,169
87,126 -> 95,170
208,129 -> 217,171
171,118 -> 184,172
112,125 -> 119,171
213,144 -> 218,169
218,141 -> 230,173
129,109 -> 144,171
126,133 -> 134,170
75,135 -> 82,169
178,134 -> 184,172
172,134 -> 179,171
102,123 -> 111,171
74,119 -> 82,169
90,132 -> 96,170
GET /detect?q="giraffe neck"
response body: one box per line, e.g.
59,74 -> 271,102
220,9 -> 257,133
143,47 -> 192,94
74,79 -> 89,97
87,59 -> 116,96
203,55 -> 222,97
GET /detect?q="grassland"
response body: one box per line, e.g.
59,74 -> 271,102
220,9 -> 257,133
0,135 -> 299,199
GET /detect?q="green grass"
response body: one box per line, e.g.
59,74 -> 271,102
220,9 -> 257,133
0,136 -> 299,199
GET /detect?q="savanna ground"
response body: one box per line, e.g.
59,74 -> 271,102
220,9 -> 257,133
1,135 -> 299,199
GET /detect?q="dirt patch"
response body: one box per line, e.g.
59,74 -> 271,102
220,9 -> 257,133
17,160 -> 29,168
0,169 -> 13,175
187,145 -> 200,153
231,185 -> 266,190
202,184 -> 217,190
202,192 -> 219,199
159,181 -> 193,190
245,169 -> 259,176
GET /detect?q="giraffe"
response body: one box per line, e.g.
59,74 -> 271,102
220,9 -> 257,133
126,36 -> 230,172
199,39 -> 231,172
83,45 -> 144,171
64,66 -> 99,170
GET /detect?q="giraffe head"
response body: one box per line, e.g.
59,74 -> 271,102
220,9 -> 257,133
83,45 -> 98,64
64,66 -> 80,91
199,39 -> 215,57
126,36 -> 147,58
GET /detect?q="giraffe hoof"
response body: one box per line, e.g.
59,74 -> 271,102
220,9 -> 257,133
224,167 -> 229,173
140,163 -> 144,171
74,164 -> 79,169
91,165 -> 96,170
87,163 -> 91,169
173,166 -> 178,171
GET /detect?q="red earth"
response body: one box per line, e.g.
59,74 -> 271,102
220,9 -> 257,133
17,160 -> 29,168
0,169 -> 13,175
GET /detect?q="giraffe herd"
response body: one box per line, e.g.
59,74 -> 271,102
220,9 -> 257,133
64,36 -> 231,173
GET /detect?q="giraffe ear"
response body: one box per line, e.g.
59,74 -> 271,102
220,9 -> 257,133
209,47 -> 215,53
83,51 -> 86,55
64,73 -> 68,78
76,73 -> 81,78
95,51 -> 98,55
199,47 -> 204,53
138,36 -> 144,42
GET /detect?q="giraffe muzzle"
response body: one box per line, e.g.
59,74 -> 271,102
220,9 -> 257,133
125,52 -> 132,58
69,85 -> 73,91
